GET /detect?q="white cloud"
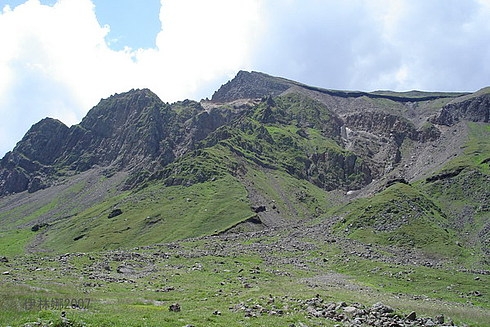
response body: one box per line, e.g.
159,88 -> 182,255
0,0 -> 124,155
0,0 -> 262,156
251,0 -> 490,92
136,0 -> 262,100
1,0 -> 490,157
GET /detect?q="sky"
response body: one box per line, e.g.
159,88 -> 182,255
1,0 -> 490,157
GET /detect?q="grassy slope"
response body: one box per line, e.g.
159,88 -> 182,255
332,121 -> 489,267
333,183 -> 469,260
417,122 -> 490,266
39,175 -> 253,253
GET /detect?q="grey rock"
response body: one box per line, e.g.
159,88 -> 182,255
371,302 -> 394,314
405,311 -> 417,321
116,265 -> 135,274
343,306 -> 358,314
169,303 -> 181,312
435,314 -> 444,324
425,318 -> 436,326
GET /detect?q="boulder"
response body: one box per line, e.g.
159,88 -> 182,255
169,303 -> 181,312
405,311 -> 417,321
370,302 -> 394,314
108,209 -> 123,218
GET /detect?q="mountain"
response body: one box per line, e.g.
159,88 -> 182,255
0,71 -> 488,266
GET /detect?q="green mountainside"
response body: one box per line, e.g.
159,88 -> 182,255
0,71 -> 489,326
0,71 -> 488,262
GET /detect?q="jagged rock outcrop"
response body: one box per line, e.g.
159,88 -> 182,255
432,92 -> 490,126
307,150 -> 372,191
13,118 -> 70,166
0,118 -> 69,194
345,112 -> 417,144
0,89 -> 235,195
0,71 -> 488,198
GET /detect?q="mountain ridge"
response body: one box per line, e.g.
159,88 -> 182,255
0,71 -> 488,263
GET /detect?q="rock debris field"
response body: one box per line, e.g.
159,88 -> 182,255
3,219 -> 487,327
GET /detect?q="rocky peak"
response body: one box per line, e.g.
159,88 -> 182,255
62,88 -> 176,171
211,71 -> 292,103
80,88 -> 162,136
12,117 -> 69,166
0,88 -> 238,195
0,117 -> 71,195
1,73 -> 488,199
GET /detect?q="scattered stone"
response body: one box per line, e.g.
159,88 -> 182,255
371,302 -> 394,314
31,223 -> 48,232
116,265 -> 135,274
343,306 -> 357,314
0,256 -> 8,263
435,314 -> 444,324
406,311 -> 417,321
251,205 -> 266,213
213,310 -> 221,315
2,271 -> 9,275
425,318 -> 436,326
469,290 -> 482,297
169,303 -> 181,312
108,209 -> 123,218
156,286 -> 175,292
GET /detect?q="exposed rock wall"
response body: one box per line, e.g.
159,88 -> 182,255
1,71 -> 488,198
433,94 -> 490,125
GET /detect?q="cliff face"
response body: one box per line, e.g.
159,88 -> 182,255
57,89 -> 178,171
0,89 -> 236,195
432,92 -> 490,126
0,118 -> 68,194
0,70 -> 489,261
0,71 -> 487,197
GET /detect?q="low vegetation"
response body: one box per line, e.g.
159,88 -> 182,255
0,71 -> 488,326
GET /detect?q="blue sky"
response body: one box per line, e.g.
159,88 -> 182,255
1,0 -> 490,156
93,0 -> 161,50
4,0 -> 161,49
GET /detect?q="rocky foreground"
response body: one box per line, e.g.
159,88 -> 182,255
232,297 -> 452,327
3,219 -> 487,326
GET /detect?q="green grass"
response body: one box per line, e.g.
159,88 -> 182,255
464,122 -> 490,171
1,240 -> 489,327
39,175 -> 252,253
242,166 -> 336,221
330,255 -> 490,307
0,198 -> 58,230
0,228 -> 35,257
434,122 -> 490,172
0,251 -> 327,327
331,183 -> 472,261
